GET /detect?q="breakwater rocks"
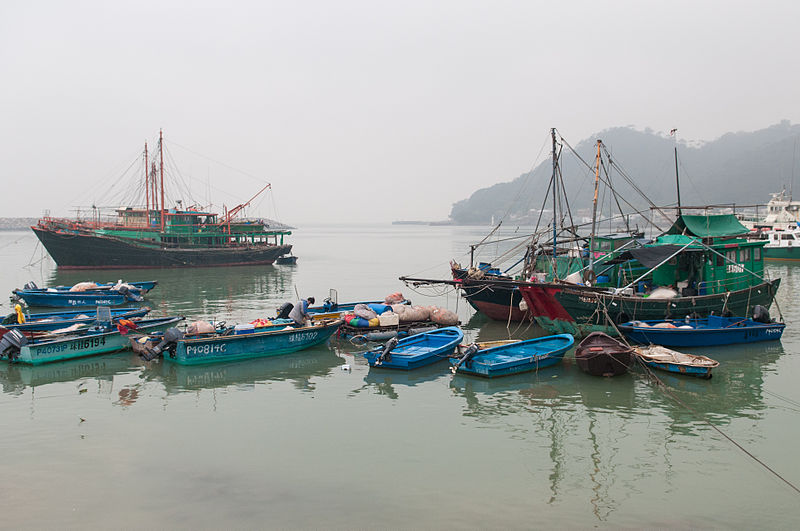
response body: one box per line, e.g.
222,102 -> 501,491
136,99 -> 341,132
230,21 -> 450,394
0,218 -> 37,231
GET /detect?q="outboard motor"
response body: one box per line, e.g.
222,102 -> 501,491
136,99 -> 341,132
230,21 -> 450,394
276,302 -> 293,320
375,337 -> 399,365
117,285 -> 144,303
451,344 -> 479,374
143,327 -> 184,361
752,305 -> 772,324
23,281 -> 38,290
322,297 -> 337,312
0,329 -> 28,362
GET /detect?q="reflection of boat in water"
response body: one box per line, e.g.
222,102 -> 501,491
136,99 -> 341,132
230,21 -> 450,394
357,364 -> 448,400
0,353 -> 140,395
142,348 -> 342,393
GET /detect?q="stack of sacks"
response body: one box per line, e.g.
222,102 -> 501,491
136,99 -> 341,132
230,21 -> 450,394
429,307 -> 459,326
344,313 -> 380,328
186,320 -> 215,335
384,292 -> 407,304
392,305 -> 430,323
69,282 -> 99,292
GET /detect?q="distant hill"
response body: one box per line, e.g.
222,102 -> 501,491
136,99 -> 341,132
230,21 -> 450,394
450,121 -> 800,225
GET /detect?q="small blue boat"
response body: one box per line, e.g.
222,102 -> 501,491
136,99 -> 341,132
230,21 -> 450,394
364,327 -> 464,370
12,287 -> 145,307
449,334 -> 574,378
619,315 -> 785,347
162,319 -> 344,365
0,316 -> 185,365
45,281 -> 158,293
633,345 -> 719,379
3,307 -> 151,333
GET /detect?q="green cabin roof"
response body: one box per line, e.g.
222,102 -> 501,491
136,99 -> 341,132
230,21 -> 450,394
666,214 -> 748,238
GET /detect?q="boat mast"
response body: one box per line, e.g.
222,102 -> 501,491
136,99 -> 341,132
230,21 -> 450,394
144,142 -> 150,214
672,129 -> 682,217
551,128 -> 558,278
159,130 -> 165,231
589,139 -> 602,274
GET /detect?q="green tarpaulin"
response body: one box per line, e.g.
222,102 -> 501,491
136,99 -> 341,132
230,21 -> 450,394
666,214 -> 748,238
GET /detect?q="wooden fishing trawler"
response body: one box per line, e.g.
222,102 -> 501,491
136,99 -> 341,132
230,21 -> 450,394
32,131 -> 292,269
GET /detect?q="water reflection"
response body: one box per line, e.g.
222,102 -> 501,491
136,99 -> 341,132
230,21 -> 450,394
139,348 -> 342,393
0,354 -> 139,396
354,363 -> 448,400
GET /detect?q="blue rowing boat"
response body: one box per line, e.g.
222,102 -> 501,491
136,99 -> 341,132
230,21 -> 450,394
618,315 -> 785,347
0,316 -> 184,365
160,319 -> 343,365
449,334 -> 574,378
12,287 -> 145,307
633,345 -> 719,379
3,307 -> 151,333
364,327 -> 464,370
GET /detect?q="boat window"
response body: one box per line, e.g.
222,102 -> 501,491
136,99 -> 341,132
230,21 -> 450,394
716,253 -> 724,267
726,250 -> 736,263
741,248 -> 751,262
754,247 -> 761,261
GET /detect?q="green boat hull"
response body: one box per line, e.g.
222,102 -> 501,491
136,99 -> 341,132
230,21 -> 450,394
167,320 -> 343,365
520,280 -> 780,337
15,317 -> 184,365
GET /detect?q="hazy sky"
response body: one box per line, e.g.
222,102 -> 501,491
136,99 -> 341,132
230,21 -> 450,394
2,0 -> 799,224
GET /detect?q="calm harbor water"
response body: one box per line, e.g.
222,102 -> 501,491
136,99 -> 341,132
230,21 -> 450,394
2,225 -> 800,529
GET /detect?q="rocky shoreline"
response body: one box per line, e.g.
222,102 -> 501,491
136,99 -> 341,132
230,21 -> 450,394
0,218 -> 37,231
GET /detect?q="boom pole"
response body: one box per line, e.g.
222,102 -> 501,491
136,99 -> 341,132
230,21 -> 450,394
551,128 -> 558,278
589,139 -> 602,275
159,129 -> 165,231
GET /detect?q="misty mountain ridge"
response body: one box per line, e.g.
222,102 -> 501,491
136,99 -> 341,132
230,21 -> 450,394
450,121 -> 800,225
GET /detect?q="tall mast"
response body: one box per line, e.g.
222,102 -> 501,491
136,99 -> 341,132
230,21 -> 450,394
144,142 -> 150,214
589,139 -> 602,275
672,129 -> 682,217
159,130 -> 165,231
551,128 -> 558,278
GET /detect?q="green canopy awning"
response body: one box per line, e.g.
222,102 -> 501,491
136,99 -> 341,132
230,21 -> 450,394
666,214 -> 748,238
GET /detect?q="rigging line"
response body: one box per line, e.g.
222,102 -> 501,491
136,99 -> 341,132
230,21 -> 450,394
88,154 -> 142,211
557,133 -> 667,231
601,144 -> 671,222
638,357 -> 800,496
600,153 -> 629,232
64,150 -> 142,212
168,138 -> 269,185
676,157 -> 706,206
762,388 -> 800,411
495,131 -> 554,223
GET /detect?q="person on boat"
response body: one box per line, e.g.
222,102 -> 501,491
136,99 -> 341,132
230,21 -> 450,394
289,296 -> 315,326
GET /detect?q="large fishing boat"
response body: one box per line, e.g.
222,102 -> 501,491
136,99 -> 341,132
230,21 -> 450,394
32,131 -> 292,269
519,214 -> 779,337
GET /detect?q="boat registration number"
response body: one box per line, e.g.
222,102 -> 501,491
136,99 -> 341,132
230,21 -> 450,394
69,299 -> 114,306
70,337 -> 107,350
289,331 -> 319,343
186,343 -> 227,356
